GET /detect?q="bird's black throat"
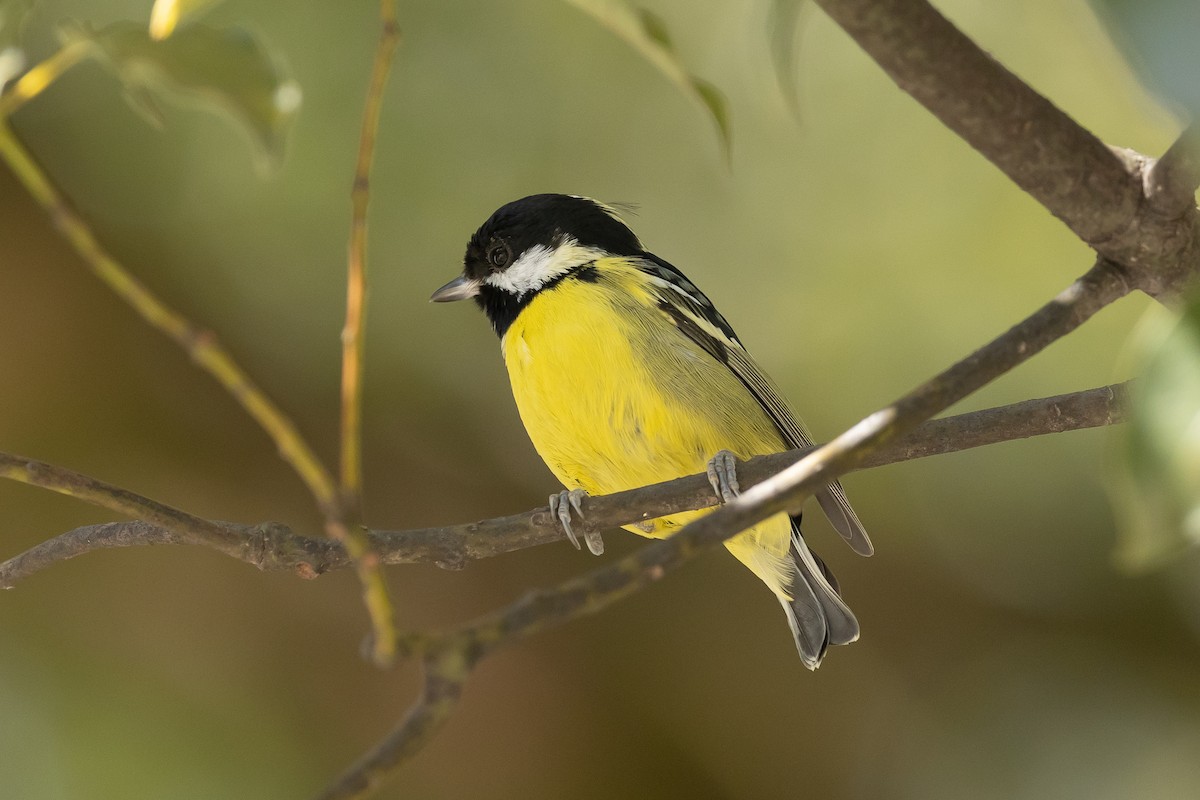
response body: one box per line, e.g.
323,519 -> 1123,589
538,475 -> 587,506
476,260 -> 602,338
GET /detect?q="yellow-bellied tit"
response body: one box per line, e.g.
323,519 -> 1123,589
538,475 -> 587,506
432,194 -> 873,668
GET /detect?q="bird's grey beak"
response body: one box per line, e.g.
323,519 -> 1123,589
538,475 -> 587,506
430,275 -> 480,303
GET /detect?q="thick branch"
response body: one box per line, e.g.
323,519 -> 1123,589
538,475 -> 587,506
812,0 -> 1137,244
811,0 -> 1200,297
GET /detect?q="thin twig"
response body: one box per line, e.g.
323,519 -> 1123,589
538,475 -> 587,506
315,653 -> 466,800
0,41 -> 402,661
0,383 -> 1128,590
0,40 -> 92,119
335,0 -> 402,668
0,453 -> 245,554
0,123 -> 342,517
341,0 -> 400,508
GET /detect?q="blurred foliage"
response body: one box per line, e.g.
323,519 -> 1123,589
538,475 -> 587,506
0,1 -> 1198,799
1110,299 -> 1200,569
563,0 -> 730,156
1,0 -> 32,49
766,0 -> 808,119
78,19 -> 299,168
1090,0 -> 1200,118
148,0 -> 224,40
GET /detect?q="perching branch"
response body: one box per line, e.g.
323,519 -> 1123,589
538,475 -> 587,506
0,382 -> 1126,590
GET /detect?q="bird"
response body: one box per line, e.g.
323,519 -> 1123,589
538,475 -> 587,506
431,193 -> 872,668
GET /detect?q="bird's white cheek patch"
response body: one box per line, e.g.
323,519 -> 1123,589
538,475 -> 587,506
485,239 -> 608,297
486,244 -> 559,296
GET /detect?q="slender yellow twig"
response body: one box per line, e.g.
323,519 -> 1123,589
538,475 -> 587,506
2,35 -> 400,663
341,0 -> 400,508
334,0 -> 402,666
0,40 -> 92,120
0,122 -> 342,517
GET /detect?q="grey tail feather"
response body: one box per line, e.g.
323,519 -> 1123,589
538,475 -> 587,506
781,521 -> 860,668
780,580 -> 827,670
816,482 -> 874,557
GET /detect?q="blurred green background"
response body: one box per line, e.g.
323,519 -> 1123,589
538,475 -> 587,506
2,1 -> 1198,798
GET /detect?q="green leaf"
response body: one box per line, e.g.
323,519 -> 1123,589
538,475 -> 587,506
1108,299 -> 1200,569
78,20 -> 300,168
1089,0 -> 1200,117
562,0 -> 731,157
149,0 -> 226,40
767,0 -> 809,120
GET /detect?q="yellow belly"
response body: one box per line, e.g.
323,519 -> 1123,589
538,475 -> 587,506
501,264 -> 797,596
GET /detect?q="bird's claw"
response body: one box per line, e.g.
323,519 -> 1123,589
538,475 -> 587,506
549,488 -> 603,555
706,449 -> 741,503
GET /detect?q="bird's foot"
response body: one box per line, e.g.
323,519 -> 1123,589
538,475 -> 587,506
706,449 -> 741,503
549,488 -> 604,555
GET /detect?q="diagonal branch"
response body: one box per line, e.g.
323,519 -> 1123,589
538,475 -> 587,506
811,0 -> 1200,299
316,257 -> 1133,798
0,382 -> 1127,590
313,653 -> 465,800
0,122 -> 343,519
0,44 -> 400,660
1144,121 -> 1200,219
811,0 -> 1138,245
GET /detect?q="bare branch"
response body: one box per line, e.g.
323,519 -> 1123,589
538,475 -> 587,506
0,382 -> 1128,590
811,0 -> 1137,244
810,0 -> 1200,298
314,654 -> 465,800
1144,122 -> 1200,219
0,453 -> 246,557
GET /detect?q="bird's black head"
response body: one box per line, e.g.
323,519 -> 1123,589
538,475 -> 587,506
431,194 -> 644,335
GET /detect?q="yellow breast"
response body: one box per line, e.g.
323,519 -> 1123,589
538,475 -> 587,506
502,261 -> 786,526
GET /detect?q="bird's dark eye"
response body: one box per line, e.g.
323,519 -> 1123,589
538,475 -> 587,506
488,243 -> 511,269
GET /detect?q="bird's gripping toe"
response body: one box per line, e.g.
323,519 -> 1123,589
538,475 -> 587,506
706,449 -> 741,503
549,488 -> 604,555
